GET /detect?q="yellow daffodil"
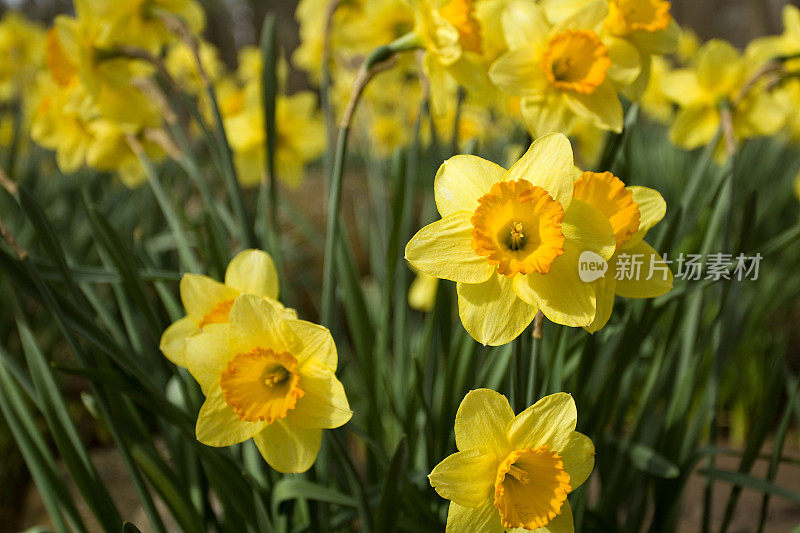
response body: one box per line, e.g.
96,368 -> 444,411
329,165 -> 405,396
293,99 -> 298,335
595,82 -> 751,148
429,389 -> 594,532
46,12 -> 160,128
81,0 -> 205,53
747,5 -> 800,72
30,77 -> 95,173
490,0 -> 640,137
223,89 -> 326,188
187,294 -> 352,473
160,249 -> 296,369
411,0 -> 494,111
408,270 -> 439,312
0,11 -> 46,102
164,40 -> 225,96
602,0 -> 679,98
676,26 -> 699,65
661,39 -> 784,158
405,133 -> 615,345
572,171 -> 672,332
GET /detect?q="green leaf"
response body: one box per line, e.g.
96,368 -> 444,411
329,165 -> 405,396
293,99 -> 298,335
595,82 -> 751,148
375,435 -> 409,533
272,478 -> 357,511
698,468 -> 800,505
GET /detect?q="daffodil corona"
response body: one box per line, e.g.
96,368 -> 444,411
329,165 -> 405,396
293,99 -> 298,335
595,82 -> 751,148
429,389 -> 594,532
405,133 -> 616,346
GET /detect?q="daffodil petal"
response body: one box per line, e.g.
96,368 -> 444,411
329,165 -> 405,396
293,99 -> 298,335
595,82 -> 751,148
630,19 -> 680,55
180,273 -> 239,323
160,316 -> 198,367
185,324 -> 231,393
615,241 -> 673,298
253,421 -> 322,473
624,186 -> 666,249
406,214 -> 495,284
506,133 -> 574,208
507,392 -> 577,451
520,93 -> 577,138
429,448 -> 497,508
557,431 -> 595,490
196,385 -> 267,446
553,0 -> 608,33
605,37 -> 642,89
224,249 -> 279,299
434,155 -> 507,217
660,69 -> 703,107
696,39 -> 742,91
562,200 -> 616,261
291,359 -> 352,429
563,78 -> 623,133
489,46 -> 550,97
501,1 -> 550,49
669,104 -> 719,150
454,389 -> 514,453
523,245 -> 596,327
289,319 -> 338,370
584,274 -> 617,334
457,274 -> 538,346
229,294 -> 299,355
446,500 -> 504,533
540,0 -> 594,24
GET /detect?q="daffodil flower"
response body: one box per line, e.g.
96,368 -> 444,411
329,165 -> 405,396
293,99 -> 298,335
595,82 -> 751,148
661,39 -> 784,159
405,133 -> 615,346
187,295 -> 352,473
160,249 -> 296,369
489,0 -> 640,137
571,171 -> 672,332
429,389 -> 594,532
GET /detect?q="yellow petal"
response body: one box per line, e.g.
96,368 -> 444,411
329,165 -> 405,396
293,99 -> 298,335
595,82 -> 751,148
457,274 -> 538,346
562,200 -> 616,261
405,214 -> 496,284
228,295 -> 299,356
669,104 -> 719,151
224,249 -> 279,299
253,420 -> 322,473
605,37 -> 642,89
532,500 -> 573,532
434,155 -> 507,217
429,448 -> 498,507
660,69 -> 705,107
180,273 -> 239,323
291,359 -> 352,429
520,94 -> 577,138
489,46 -> 550,97
540,0 -> 594,24
506,392 -> 577,451
185,324 -> 231,393
558,431 -> 595,490
159,316 -> 198,367
696,40 -> 742,92
454,389 -> 514,453
196,385 -> 267,446
501,1 -> 550,49
563,78 -> 623,133
521,245 -> 596,327
553,0 -> 608,34
630,19 -> 680,55
615,240 -> 673,298
584,274 -> 617,334
289,319 -> 338,370
446,500 -> 504,533
624,186 -> 666,249
506,133 -> 574,208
